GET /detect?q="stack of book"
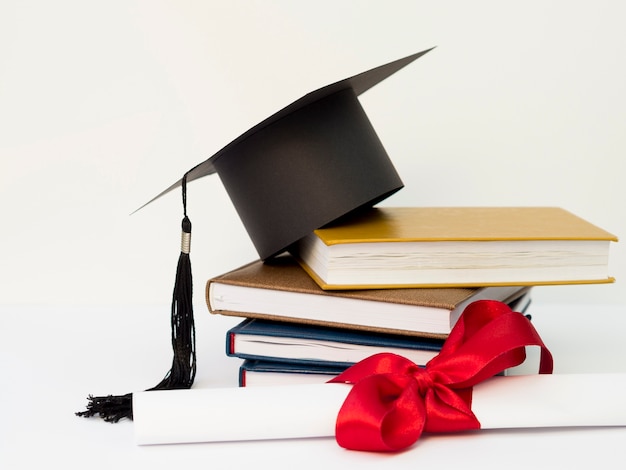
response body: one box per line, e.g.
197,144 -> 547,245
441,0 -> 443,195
206,206 -> 616,387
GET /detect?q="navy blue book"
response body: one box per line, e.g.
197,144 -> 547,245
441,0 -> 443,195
238,359 -> 347,387
226,318 -> 445,368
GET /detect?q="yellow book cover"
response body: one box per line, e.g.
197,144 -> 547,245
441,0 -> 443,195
293,207 -> 618,289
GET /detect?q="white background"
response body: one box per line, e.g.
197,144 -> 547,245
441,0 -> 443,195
1,3 -> 626,468
1,1 -> 624,308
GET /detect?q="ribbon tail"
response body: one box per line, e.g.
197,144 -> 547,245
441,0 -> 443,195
335,374 -> 426,452
423,385 -> 480,433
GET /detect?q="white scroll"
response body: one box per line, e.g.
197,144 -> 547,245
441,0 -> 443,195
133,373 -> 626,446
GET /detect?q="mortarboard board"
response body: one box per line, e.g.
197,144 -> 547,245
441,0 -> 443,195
77,47 -> 434,423
139,46 -> 434,260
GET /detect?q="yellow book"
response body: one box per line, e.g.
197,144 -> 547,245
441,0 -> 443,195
292,207 -> 618,290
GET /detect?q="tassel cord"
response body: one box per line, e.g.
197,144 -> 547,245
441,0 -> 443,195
76,172 -> 196,421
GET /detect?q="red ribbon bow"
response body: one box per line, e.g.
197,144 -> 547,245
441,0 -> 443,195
328,300 -> 553,452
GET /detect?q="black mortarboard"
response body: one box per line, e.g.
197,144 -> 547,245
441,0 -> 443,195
140,47 -> 434,260
76,47 -> 434,422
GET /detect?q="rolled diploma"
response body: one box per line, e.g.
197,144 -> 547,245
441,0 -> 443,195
133,373 -> 626,445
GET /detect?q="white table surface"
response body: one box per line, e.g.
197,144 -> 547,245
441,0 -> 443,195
1,301 -> 625,469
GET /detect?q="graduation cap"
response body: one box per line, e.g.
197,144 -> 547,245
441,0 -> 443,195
76,47 -> 434,422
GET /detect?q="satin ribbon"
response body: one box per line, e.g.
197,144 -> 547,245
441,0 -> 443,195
329,300 -> 553,452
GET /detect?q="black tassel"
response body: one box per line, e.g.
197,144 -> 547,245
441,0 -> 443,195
76,174 -> 196,422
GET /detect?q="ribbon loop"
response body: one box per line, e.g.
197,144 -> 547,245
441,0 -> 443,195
329,300 -> 553,452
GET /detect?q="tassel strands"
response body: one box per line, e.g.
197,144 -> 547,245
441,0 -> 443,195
150,175 -> 196,392
76,173 -> 197,422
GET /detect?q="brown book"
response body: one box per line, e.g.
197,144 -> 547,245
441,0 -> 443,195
206,254 -> 530,339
